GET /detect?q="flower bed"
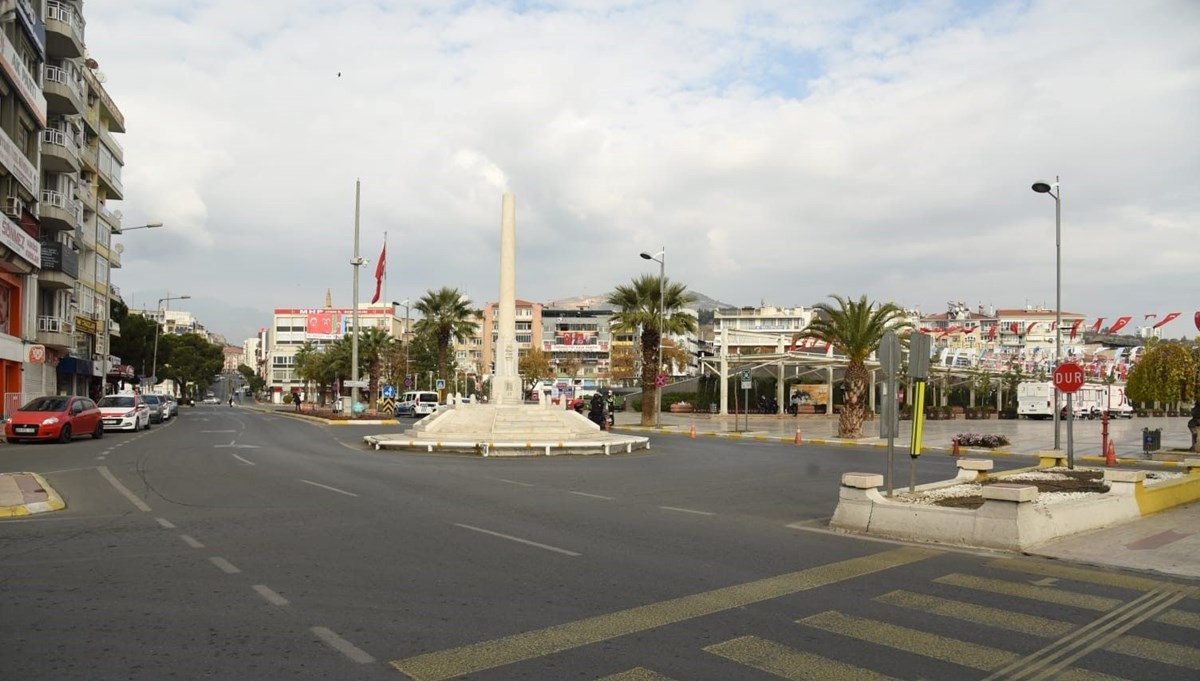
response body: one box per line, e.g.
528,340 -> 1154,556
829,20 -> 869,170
954,433 -> 1010,448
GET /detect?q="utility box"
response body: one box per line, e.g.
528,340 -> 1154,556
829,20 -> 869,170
1142,427 -> 1162,455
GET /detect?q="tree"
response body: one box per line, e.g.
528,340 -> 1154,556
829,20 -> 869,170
356,326 -> 398,408
413,287 -> 480,384
518,348 -> 553,394
607,274 -> 697,426
109,302 -> 159,381
607,344 -> 638,385
237,363 -> 266,397
804,294 -> 910,438
157,333 -> 224,401
1126,341 -> 1199,411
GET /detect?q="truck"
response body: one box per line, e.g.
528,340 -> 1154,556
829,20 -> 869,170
1017,381 -> 1106,419
1102,385 -> 1134,418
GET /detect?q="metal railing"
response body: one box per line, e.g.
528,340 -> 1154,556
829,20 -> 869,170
37,315 -> 74,334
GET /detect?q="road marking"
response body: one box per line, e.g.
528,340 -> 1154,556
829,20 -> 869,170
389,546 -> 937,681
706,635 -> 900,680
453,523 -> 580,557
799,611 -> 1122,681
215,441 -> 260,449
252,584 -> 290,606
299,479 -> 359,497
495,478 -> 534,487
311,626 -> 375,664
156,518 -> 176,529
570,491 -> 614,500
659,506 -> 715,516
209,556 -> 241,574
180,535 -> 204,548
935,573 -> 1121,611
202,430 -> 238,433
988,558 -> 1199,597
1158,609 -> 1200,630
596,668 -> 678,681
232,454 -> 256,466
98,466 -> 151,512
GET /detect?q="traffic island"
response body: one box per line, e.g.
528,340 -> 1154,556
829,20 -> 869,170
829,458 -> 1200,551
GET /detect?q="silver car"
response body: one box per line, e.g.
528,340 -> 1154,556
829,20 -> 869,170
141,394 -> 167,424
157,394 -> 179,418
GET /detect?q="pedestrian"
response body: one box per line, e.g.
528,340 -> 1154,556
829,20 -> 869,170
588,391 -> 607,429
294,393 -> 302,412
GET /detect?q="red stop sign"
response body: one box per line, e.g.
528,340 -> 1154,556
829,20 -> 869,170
1053,363 -> 1086,393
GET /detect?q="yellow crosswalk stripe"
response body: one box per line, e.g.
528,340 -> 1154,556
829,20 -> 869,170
1107,635 -> 1200,670
705,635 -> 901,680
798,610 -> 1125,681
1157,609 -> 1200,630
389,547 -> 938,681
596,668 -> 678,681
934,573 -> 1122,611
987,558 -> 1199,597
875,590 -> 1074,637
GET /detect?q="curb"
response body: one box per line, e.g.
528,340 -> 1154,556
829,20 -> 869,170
0,472 -> 66,518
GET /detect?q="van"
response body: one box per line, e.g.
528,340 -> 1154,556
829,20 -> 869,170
395,391 -> 439,417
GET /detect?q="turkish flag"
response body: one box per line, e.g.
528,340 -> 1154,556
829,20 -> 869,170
1090,318 -> 1104,332
1070,319 -> 1083,339
1025,322 -> 1038,334
370,244 -> 386,304
1151,312 -> 1180,329
1195,311 -> 1200,332
1108,316 -> 1132,334
987,325 -> 997,341
306,312 -> 333,335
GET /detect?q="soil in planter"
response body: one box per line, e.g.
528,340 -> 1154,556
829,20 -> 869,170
933,470 -> 1110,509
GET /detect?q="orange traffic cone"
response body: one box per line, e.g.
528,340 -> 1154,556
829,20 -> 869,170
689,423 -> 697,439
794,428 -> 803,446
1105,441 -> 1118,467
951,438 -> 961,457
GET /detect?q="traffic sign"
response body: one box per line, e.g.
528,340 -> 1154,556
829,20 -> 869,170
382,385 -> 396,399
343,380 -> 368,389
436,379 -> 446,390
1053,363 -> 1085,394
740,369 -> 751,381
655,374 -> 666,387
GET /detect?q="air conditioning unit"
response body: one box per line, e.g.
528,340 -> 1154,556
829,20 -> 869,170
3,197 -> 23,219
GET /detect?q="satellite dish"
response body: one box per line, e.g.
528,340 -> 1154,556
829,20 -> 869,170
115,244 -> 125,254
112,209 -> 123,219
85,58 -> 99,69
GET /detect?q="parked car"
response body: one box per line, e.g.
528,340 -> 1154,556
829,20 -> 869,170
158,395 -> 179,418
395,391 -> 440,417
96,394 -> 152,432
4,395 -> 103,443
141,394 -> 167,424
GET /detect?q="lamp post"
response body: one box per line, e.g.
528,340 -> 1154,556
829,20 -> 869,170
151,293 -> 190,391
102,222 -> 162,395
1032,177 -> 1061,450
350,180 -> 364,411
392,299 -> 411,391
639,247 -> 665,427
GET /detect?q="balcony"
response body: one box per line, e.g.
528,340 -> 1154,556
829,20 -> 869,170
37,242 -> 79,288
37,315 -> 75,351
41,128 -> 82,173
45,1 -> 86,59
106,245 -> 121,269
42,64 -> 85,116
39,189 -> 81,233
98,203 -> 121,231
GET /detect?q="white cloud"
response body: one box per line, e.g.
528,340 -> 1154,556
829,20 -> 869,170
83,0 -> 1200,341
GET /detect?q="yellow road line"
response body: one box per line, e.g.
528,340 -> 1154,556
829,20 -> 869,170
875,590 -> 1074,637
1158,608 -> 1200,630
705,635 -> 900,681
596,668 -> 678,681
389,546 -> 937,681
987,558 -> 1199,597
934,573 -> 1122,612
1109,634 -> 1200,670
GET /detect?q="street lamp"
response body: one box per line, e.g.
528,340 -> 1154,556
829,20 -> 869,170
103,222 -> 163,395
1032,177 -> 1062,450
640,247 -> 665,427
392,299 -> 411,391
113,221 -> 163,235
151,294 -> 190,391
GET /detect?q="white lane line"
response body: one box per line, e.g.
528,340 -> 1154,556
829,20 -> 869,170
232,453 -> 256,466
156,517 -> 176,529
453,523 -> 581,557
311,626 -> 376,664
202,430 -> 238,433
299,479 -> 359,497
660,506 -> 716,516
98,466 -> 152,512
209,556 -> 242,574
180,535 -> 204,548
252,584 -> 290,606
495,478 -> 534,487
570,491 -> 614,500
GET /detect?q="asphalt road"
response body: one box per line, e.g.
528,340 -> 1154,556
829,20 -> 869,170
1,406 -> 1197,680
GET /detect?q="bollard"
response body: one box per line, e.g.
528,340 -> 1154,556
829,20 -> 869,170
951,438 -> 961,457
794,428 -> 803,446
1105,440 -> 1118,467
689,423 -> 696,439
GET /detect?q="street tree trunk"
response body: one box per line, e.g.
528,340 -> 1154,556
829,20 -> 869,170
838,361 -> 869,439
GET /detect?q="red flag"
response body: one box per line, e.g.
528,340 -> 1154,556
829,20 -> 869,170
1195,311 -> 1200,332
1090,318 -> 1104,332
987,325 -> 997,341
1151,312 -> 1180,329
1025,322 -> 1037,334
1009,322 -> 1018,334
370,244 -> 386,304
1107,316 -> 1132,334
306,312 -> 333,335
1070,319 -> 1083,339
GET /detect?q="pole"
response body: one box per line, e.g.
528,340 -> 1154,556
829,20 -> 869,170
656,247 -> 664,428
350,180 -> 362,411
1053,177 -> 1062,450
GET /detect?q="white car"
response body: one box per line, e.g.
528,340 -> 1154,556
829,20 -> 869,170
96,394 -> 152,431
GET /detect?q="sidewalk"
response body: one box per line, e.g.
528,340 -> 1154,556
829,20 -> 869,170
0,472 -> 65,518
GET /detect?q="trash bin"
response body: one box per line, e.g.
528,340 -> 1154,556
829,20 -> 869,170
1142,427 -> 1162,455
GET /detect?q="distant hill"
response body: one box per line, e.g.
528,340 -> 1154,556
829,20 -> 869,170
547,291 -> 737,312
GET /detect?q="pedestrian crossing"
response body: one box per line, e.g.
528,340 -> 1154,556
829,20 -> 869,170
595,561 -> 1199,681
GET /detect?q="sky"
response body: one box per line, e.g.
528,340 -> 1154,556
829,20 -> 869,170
83,0 -> 1199,344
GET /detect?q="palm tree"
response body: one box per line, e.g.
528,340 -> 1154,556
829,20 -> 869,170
607,275 -> 697,426
413,287 -> 480,384
804,294 -> 910,438
356,326 -> 397,409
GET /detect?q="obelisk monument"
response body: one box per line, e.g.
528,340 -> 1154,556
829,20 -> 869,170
490,193 -> 522,405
